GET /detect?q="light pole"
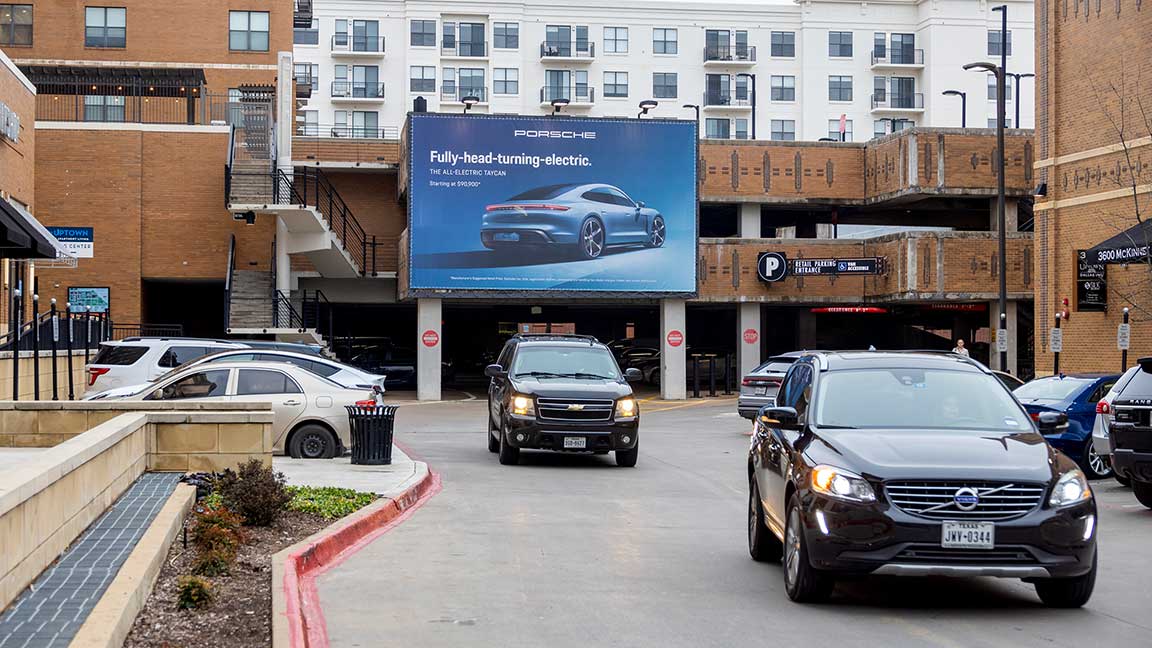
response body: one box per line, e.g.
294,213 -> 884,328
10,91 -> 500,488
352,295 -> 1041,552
737,73 -> 757,139
637,99 -> 658,119
683,103 -> 700,136
1006,72 -> 1034,128
942,89 -> 967,127
462,95 -> 479,113
550,97 -> 569,115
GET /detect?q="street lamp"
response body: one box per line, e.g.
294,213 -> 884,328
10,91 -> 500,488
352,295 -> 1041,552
461,95 -> 480,113
550,97 -> 570,115
683,103 -> 700,136
942,89 -> 967,128
637,99 -> 658,119
737,72 -> 757,139
1006,72 -> 1034,128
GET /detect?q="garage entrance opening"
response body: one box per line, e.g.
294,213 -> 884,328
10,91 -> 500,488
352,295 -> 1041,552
141,279 -> 224,338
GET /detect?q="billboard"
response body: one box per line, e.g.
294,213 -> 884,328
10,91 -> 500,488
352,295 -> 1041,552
407,113 -> 697,296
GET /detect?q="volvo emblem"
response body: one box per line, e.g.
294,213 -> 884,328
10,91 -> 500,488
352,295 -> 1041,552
953,487 -> 980,511
566,404 -> 585,411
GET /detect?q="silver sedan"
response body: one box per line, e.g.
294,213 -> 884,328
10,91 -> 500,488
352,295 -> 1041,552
737,353 -> 807,419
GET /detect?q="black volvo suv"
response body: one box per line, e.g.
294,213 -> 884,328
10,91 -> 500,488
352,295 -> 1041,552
748,351 -> 1097,606
485,334 -> 643,467
1107,356 -> 1152,507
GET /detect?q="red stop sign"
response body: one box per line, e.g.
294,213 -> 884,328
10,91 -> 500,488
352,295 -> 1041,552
421,330 -> 440,347
743,328 -> 759,345
666,330 -> 684,347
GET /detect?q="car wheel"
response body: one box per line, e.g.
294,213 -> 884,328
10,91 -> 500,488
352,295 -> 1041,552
645,216 -> 666,248
649,369 -> 661,387
1115,472 -> 1131,487
1034,553 -> 1097,608
498,421 -> 520,466
289,425 -> 337,459
783,494 -> 834,603
615,441 -> 639,467
1082,443 -> 1113,480
1132,480 -> 1152,508
748,478 -> 783,562
577,217 -> 605,260
487,415 -> 500,453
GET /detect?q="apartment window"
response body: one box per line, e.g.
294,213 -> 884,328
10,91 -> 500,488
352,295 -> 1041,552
988,29 -> 1012,56
604,26 -> 628,53
890,33 -> 915,64
442,21 -> 455,49
441,67 -> 455,96
84,7 -> 125,48
494,22 -> 518,49
0,4 -> 32,46
494,68 -> 518,95
828,119 -> 853,141
735,74 -> 749,102
987,74 -> 1012,101
873,32 -> 886,59
459,68 -> 485,100
873,76 -> 887,102
890,76 -> 916,108
771,119 -> 795,141
334,110 -> 378,138
653,28 -> 677,54
705,29 -> 729,60
410,66 -> 435,92
352,20 -> 380,52
828,76 -> 852,102
229,11 -> 268,51
83,95 -> 125,122
294,63 -> 318,92
299,110 -> 318,136
457,22 -> 485,56
735,118 -> 749,140
770,31 -> 795,57
771,75 -> 795,102
705,118 -> 730,139
828,31 -> 852,57
653,72 -> 677,98
411,19 -> 436,46
604,71 -> 628,97
294,17 -> 318,45
874,118 -> 914,136
988,117 -> 1013,128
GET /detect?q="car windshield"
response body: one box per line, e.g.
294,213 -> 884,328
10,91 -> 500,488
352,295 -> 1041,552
1015,377 -> 1094,401
512,347 -> 620,380
754,360 -> 795,375
814,368 -> 1031,430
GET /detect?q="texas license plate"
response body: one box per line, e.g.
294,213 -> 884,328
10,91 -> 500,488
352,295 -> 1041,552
942,521 -> 994,549
753,387 -> 768,396
494,232 -> 520,242
563,436 -> 586,449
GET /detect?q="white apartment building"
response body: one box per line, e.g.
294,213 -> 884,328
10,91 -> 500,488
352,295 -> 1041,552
292,0 -> 1035,142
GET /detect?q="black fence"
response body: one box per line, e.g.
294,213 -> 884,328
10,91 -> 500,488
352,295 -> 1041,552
1,301 -> 112,401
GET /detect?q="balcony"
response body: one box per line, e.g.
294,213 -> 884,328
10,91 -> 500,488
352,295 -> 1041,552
33,80 -> 241,125
539,85 -> 595,107
703,45 -> 756,65
441,85 -> 488,104
441,41 -> 488,58
870,92 -> 925,112
294,123 -> 401,169
871,49 -> 924,68
330,81 -> 384,102
294,73 -> 313,99
331,34 -> 385,57
539,41 -> 596,62
703,91 -> 752,109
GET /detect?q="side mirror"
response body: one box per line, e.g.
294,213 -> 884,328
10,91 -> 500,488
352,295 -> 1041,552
1036,411 -> 1068,431
624,367 -> 643,382
484,364 -> 507,379
758,405 -> 800,430
637,201 -> 646,208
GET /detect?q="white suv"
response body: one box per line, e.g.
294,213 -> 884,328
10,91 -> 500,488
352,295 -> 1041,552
85,338 -> 246,395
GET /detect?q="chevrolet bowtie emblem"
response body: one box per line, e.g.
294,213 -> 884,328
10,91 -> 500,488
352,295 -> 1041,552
567,404 -> 585,411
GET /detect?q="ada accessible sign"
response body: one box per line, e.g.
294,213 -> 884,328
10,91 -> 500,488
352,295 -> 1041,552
1075,251 -> 1106,312
792,257 -> 884,276
47,227 -> 94,259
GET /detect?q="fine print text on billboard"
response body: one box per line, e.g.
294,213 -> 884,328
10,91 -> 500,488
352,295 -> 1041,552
407,114 -> 698,295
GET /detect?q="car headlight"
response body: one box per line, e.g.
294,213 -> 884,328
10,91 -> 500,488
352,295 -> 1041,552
811,465 -> 876,503
1049,468 -> 1092,508
511,394 -> 535,417
615,397 -> 637,419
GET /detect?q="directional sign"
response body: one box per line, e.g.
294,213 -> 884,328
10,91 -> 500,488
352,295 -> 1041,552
1118,323 -> 1131,351
1050,328 -> 1063,353
667,330 -> 684,347
757,252 -> 788,282
790,257 -> 883,276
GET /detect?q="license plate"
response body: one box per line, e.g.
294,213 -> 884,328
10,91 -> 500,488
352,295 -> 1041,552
563,436 -> 586,449
494,232 -> 520,242
753,386 -> 768,396
942,521 -> 994,549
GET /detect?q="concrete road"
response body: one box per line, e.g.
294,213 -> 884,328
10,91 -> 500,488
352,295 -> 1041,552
318,399 -> 1152,647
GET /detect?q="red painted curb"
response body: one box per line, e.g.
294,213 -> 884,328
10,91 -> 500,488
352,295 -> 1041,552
281,467 -> 441,648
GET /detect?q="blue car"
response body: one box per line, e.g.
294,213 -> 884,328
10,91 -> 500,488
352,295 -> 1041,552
480,183 -> 665,260
1015,373 -> 1121,479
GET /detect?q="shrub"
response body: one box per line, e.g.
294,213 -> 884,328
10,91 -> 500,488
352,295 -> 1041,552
202,491 -> 223,510
286,486 -> 376,520
192,523 -> 241,556
176,576 -> 214,610
216,459 -> 292,527
191,549 -> 233,577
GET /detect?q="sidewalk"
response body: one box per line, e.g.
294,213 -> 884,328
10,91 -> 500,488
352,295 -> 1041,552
274,445 -> 424,496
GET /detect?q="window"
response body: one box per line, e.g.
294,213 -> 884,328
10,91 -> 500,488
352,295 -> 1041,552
653,72 -> 677,98
735,118 -> 749,140
705,29 -> 730,60
410,66 -> 435,92
84,7 -> 125,48
705,118 -> 730,139
83,95 -> 125,122
771,75 -> 795,101
890,33 -> 915,64
459,67 -> 485,100
352,19 -> 380,52
351,65 -> 380,98
300,110 -> 318,136
457,22 -> 485,56
829,30 -> 852,57
151,370 -> 230,401
771,119 -> 796,141
494,68 -> 518,95
229,11 -> 268,51
441,66 -> 455,96
873,31 -> 886,59
604,71 -> 628,98
334,19 -> 347,47
987,74 -> 1012,101
494,22 -> 518,49
0,4 -> 32,46
158,346 -> 215,369
988,29 -> 1012,56
294,17 -> 318,45
236,369 -> 302,396
987,118 -> 1013,128
890,76 -> 916,108
653,27 -> 677,54
874,118 -> 914,136
604,26 -> 628,53
828,75 -> 852,102
442,21 -> 455,49
411,19 -> 436,46
333,110 -> 378,137
873,75 -> 887,102
735,74 -> 749,101
771,31 -> 795,57
828,118 -> 853,141
294,63 -> 318,93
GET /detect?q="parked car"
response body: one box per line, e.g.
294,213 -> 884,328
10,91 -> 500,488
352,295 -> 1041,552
480,183 -> 665,260
96,361 -> 375,458
606,338 -> 659,360
636,347 -> 737,387
346,339 -> 453,389
484,334 -> 643,467
618,346 -> 659,370
1105,357 -> 1152,506
738,352 -> 812,419
992,370 -> 1026,391
1092,366 -> 1140,486
85,338 -> 247,395
1015,374 -> 1120,479
749,351 -> 1096,607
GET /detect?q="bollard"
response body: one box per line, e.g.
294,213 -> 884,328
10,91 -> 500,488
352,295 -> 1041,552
50,299 -> 59,401
708,354 -> 717,398
65,303 -> 75,401
31,294 -> 39,399
723,353 -> 734,395
692,355 -> 701,399
11,287 -> 20,400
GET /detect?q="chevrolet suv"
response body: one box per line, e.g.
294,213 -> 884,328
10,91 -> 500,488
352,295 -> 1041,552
748,351 -> 1097,607
485,334 -> 643,467
1107,357 -> 1152,507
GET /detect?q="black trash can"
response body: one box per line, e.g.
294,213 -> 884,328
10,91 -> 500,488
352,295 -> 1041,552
346,404 -> 398,465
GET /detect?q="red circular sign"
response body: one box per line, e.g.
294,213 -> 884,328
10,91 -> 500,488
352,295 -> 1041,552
421,330 -> 440,347
666,330 -> 684,347
743,328 -> 759,344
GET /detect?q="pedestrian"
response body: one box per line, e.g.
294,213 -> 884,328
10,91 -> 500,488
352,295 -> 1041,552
952,339 -> 970,357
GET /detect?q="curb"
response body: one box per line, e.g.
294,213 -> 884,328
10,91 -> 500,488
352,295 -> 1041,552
272,462 -> 440,648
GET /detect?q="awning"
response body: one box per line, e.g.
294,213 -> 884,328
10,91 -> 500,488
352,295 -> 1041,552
1084,219 -> 1152,264
0,199 -> 71,260
19,65 -> 207,97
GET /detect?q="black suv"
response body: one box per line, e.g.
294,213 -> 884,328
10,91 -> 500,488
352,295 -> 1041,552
748,351 -> 1097,607
485,334 -> 643,467
1107,356 -> 1152,507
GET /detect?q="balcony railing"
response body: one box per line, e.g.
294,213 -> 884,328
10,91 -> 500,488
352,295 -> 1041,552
703,91 -> 751,107
871,49 -> 924,65
540,85 -> 596,103
34,81 -> 243,125
703,45 -> 756,63
539,41 -> 595,58
294,73 -> 314,98
441,41 -> 487,57
331,34 -> 385,53
871,92 -> 924,110
331,81 -> 384,99
297,123 -> 401,139
441,85 -> 488,103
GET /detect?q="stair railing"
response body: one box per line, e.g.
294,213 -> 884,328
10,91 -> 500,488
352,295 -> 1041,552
224,234 -> 236,328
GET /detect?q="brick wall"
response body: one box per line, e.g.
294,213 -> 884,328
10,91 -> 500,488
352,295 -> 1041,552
0,56 -> 34,208
324,171 -> 405,274
699,140 -> 865,202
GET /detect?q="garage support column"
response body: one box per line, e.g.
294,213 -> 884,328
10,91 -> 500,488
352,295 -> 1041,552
988,299 -> 1019,374
660,299 -> 687,400
275,217 -> 291,295
738,302 -> 761,376
739,203 -> 760,238
417,298 -> 442,401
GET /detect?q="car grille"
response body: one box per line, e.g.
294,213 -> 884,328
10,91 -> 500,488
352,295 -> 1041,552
885,481 -> 1046,521
537,398 -> 614,421
894,545 -> 1038,565
1114,406 -> 1152,427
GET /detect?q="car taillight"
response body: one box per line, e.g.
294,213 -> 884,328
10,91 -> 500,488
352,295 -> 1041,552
742,377 -> 781,387
1096,399 -> 1110,415
485,203 -> 570,212
1029,412 -> 1041,422
87,367 -> 110,386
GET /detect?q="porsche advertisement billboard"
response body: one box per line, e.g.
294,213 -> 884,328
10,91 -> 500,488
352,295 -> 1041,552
407,113 -> 697,296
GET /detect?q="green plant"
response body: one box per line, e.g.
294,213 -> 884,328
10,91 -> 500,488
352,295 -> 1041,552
191,549 -> 233,577
286,486 -> 376,519
176,576 -> 214,609
215,459 -> 292,527
202,491 -> 223,510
